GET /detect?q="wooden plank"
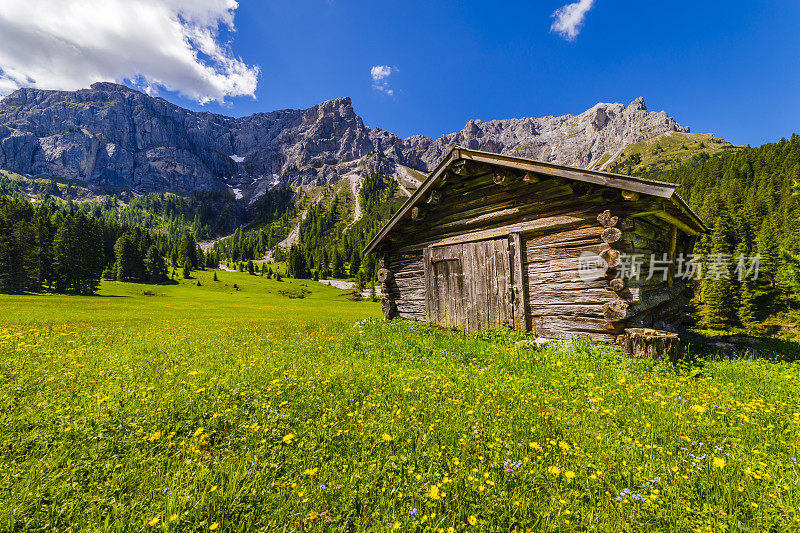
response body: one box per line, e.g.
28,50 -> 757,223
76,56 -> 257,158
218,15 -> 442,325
527,304 -> 607,317
668,225 -> 677,288
531,315 -> 622,336
454,245 -> 466,330
654,210 -> 700,236
510,232 -> 527,331
401,213 -> 594,251
475,242 -> 488,329
524,225 -> 602,249
527,287 -> 616,305
406,192 -> 597,243
466,243 -> 478,331
527,243 -> 607,262
423,247 -> 433,322
497,238 -> 513,328
459,150 -> 677,198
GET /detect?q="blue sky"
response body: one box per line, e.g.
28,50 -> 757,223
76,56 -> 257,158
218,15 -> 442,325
1,1 -> 799,146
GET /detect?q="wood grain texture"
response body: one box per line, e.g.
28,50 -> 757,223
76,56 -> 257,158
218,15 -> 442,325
375,155 -> 701,339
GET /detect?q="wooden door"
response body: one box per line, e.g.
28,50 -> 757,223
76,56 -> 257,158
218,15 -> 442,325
424,238 -> 513,331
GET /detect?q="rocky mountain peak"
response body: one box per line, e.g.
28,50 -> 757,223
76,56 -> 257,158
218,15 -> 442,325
0,83 -> 693,202
89,81 -> 143,95
626,96 -> 647,112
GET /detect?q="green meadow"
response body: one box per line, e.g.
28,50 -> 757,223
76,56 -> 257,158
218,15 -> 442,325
2,271 -> 800,532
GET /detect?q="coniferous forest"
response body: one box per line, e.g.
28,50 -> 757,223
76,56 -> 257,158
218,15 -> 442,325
0,197 -> 210,294
649,134 -> 800,330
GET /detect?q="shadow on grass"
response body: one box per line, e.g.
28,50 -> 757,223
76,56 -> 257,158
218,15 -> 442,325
679,329 -> 800,364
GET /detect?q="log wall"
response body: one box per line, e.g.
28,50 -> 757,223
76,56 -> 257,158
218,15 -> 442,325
379,167 -> 699,341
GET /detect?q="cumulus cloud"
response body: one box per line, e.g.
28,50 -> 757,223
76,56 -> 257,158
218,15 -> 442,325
0,0 -> 260,104
550,0 -> 595,41
370,65 -> 395,96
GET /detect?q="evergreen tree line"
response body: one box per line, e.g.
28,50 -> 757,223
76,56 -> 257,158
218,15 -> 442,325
211,174 -> 403,285
210,223 -> 290,263
651,134 -> 800,327
78,191 -> 243,241
209,186 -> 298,262
282,174 -> 402,285
0,196 -> 202,295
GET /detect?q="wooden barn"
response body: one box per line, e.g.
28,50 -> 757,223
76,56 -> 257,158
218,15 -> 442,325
363,147 -> 708,342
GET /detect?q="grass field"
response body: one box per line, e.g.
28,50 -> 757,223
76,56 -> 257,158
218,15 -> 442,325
2,272 -> 800,532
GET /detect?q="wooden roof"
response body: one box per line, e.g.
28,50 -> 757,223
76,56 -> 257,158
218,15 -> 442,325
363,146 -> 708,254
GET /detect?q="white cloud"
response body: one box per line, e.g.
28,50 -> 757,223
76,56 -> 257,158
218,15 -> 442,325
550,0 -> 595,41
0,0 -> 260,104
370,65 -> 395,96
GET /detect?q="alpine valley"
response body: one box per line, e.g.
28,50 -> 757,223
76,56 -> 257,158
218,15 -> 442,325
0,82 -> 735,244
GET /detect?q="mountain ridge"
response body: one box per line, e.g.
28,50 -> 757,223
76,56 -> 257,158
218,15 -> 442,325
0,82 -> 699,204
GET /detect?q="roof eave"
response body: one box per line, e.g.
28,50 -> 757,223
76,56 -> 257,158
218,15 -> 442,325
362,146 -> 461,255
363,146 -> 708,254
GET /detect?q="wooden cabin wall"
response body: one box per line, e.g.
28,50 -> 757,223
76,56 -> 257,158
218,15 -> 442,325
382,252 -> 425,320
522,224 -> 619,342
600,212 -> 697,333
378,167 -> 701,340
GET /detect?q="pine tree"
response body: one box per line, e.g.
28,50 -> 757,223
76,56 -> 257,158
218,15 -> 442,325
144,245 -> 167,282
205,250 -> 217,269
288,244 -> 309,279
52,212 -> 103,295
332,248 -> 345,278
33,207 -> 55,290
178,232 -> 198,270
0,208 -> 37,293
349,249 -> 361,277
738,277 -> 758,327
703,214 -> 736,328
115,234 -> 137,281
363,252 -> 377,281
782,250 -> 800,295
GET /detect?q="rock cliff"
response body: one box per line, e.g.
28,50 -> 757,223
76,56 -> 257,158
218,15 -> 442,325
0,83 -> 689,201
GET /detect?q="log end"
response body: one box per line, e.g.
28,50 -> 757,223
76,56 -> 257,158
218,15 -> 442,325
381,297 -> 398,320
603,299 -> 628,321
601,227 -> 623,244
597,209 -> 620,228
620,328 -> 681,363
377,268 -> 393,283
